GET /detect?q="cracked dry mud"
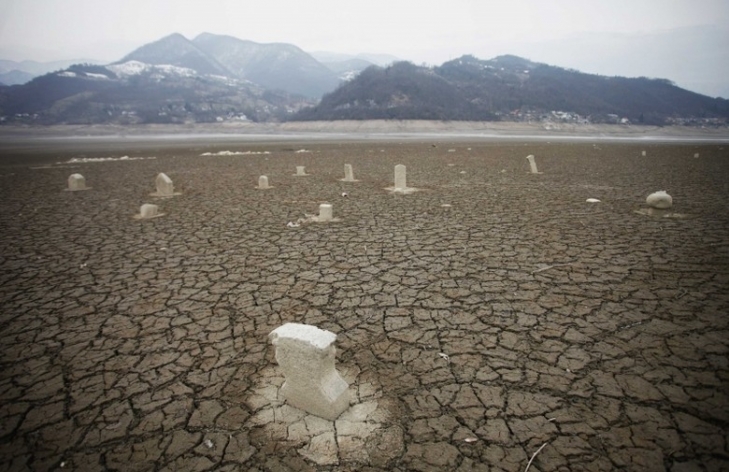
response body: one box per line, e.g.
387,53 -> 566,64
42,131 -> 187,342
0,140 -> 728,472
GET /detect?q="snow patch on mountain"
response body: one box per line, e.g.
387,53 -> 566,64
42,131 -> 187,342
339,70 -> 360,81
106,60 -> 199,79
154,64 -> 197,77
107,61 -> 149,77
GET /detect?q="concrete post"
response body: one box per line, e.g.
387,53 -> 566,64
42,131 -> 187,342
269,323 -> 350,421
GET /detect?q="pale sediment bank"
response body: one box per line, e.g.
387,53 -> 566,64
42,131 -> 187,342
0,120 -> 728,144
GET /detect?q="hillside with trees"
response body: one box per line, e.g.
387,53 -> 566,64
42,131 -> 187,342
291,55 -> 729,125
2,39 -> 728,126
0,63 -> 310,124
292,62 -> 496,121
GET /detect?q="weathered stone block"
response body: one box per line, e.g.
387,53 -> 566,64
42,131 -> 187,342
646,190 -> 672,209
269,323 -> 349,421
157,173 -> 174,195
134,203 -> 165,219
67,174 -> 89,191
150,173 -> 180,197
318,204 -> 333,222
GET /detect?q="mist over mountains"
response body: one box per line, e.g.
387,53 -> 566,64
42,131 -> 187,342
0,32 -> 727,126
0,58 -> 103,86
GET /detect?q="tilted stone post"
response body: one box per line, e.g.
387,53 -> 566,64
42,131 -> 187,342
155,173 -> 174,196
526,155 -> 539,174
269,323 -> 350,421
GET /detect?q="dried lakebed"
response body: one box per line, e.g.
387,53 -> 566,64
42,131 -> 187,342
0,140 -> 728,471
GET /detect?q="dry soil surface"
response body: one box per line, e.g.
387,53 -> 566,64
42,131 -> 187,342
0,139 -> 728,472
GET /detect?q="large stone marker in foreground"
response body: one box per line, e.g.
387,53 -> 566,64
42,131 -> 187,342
269,323 -> 350,421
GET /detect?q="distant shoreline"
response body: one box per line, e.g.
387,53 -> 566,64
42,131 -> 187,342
1,120 -> 728,145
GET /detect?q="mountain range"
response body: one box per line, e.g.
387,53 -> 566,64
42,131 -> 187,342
293,55 -> 729,125
0,33 -> 727,126
0,33 -> 381,124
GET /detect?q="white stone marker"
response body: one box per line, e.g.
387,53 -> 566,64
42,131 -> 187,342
151,173 -> 180,197
269,323 -> 350,421
394,164 -> 407,189
526,155 -> 539,174
67,173 -> 90,191
318,203 -> 333,222
134,203 -> 164,219
157,173 -> 173,195
258,175 -> 270,189
295,166 -> 307,176
646,190 -> 673,209
343,164 -> 356,181
140,204 -> 159,218
694,153 -> 700,158
386,164 -> 418,193
642,150 -> 647,157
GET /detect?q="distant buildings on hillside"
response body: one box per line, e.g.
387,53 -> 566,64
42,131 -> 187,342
498,108 -> 727,128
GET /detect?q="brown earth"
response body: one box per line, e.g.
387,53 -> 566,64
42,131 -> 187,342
0,138 -> 728,471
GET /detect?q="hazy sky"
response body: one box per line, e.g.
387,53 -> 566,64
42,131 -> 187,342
1,0 -> 728,97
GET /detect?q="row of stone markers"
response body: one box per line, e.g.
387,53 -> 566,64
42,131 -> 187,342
64,155 -> 538,196
249,164 -> 418,224
66,172 -> 180,219
67,152 -> 678,221
65,164 -> 370,221
65,154 -> 674,222
258,163 -> 358,189
66,172 -> 178,195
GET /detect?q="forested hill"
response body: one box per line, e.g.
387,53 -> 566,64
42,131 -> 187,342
290,55 -> 729,125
